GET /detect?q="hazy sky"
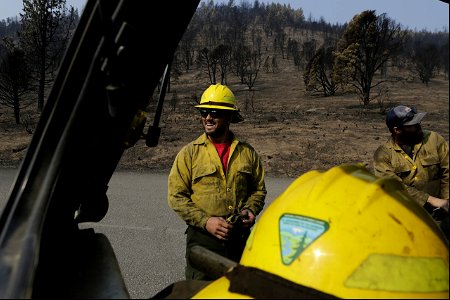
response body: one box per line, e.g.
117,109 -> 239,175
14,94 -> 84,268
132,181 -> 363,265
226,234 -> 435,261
1,0 -> 448,32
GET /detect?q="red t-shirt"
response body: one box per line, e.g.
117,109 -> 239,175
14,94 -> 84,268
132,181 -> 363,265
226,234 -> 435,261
213,142 -> 231,172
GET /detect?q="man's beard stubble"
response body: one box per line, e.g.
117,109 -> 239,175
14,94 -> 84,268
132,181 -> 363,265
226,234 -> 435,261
399,129 -> 424,145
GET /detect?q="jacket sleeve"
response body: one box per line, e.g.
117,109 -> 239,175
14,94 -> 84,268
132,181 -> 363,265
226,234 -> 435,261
373,145 -> 429,206
242,150 -> 267,216
437,135 -> 449,200
167,147 -> 209,229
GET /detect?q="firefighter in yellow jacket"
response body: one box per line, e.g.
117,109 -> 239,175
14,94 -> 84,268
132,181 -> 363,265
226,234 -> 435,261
373,105 -> 449,235
168,84 -> 266,280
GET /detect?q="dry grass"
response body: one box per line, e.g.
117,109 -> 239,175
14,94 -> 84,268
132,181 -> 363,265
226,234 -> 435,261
1,57 -> 448,178
120,59 -> 449,178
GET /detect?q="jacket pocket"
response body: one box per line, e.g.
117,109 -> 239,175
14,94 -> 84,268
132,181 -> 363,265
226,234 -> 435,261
392,160 -> 411,179
420,156 -> 441,180
193,165 -> 217,182
192,165 -> 219,193
420,156 -> 440,167
237,164 -> 252,178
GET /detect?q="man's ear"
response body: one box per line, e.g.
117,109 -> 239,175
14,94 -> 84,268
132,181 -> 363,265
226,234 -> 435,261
393,126 -> 402,134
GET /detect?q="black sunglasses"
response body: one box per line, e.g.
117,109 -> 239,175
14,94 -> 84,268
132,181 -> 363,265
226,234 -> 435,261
199,109 -> 227,118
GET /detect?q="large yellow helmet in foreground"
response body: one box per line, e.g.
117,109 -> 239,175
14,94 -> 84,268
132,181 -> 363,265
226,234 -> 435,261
193,164 -> 448,299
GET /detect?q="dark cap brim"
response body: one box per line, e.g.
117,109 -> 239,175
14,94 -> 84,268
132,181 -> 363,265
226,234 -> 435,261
403,112 -> 426,126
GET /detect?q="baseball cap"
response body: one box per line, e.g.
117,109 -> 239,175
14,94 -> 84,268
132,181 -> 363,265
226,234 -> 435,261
386,105 -> 426,128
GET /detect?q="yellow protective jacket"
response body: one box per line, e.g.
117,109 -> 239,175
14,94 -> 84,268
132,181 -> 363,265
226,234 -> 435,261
168,132 -> 267,229
373,130 -> 449,206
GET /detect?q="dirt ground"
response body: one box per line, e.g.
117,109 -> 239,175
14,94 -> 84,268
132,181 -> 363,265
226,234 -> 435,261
0,60 -> 449,179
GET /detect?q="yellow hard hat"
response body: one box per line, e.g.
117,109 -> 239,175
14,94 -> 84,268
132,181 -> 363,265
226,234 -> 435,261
192,164 -> 449,299
195,84 -> 243,123
196,83 -> 239,111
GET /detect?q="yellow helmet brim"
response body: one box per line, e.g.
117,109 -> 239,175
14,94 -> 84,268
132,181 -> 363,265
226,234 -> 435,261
195,104 -> 237,111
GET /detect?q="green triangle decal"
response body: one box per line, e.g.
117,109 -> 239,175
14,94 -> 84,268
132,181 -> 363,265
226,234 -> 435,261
279,214 -> 329,265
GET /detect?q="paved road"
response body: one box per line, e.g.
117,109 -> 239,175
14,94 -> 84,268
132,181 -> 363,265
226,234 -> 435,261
0,168 -> 294,298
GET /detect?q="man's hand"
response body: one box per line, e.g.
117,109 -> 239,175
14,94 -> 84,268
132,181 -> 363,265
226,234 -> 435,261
205,217 -> 233,240
427,196 -> 449,213
240,209 -> 255,228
